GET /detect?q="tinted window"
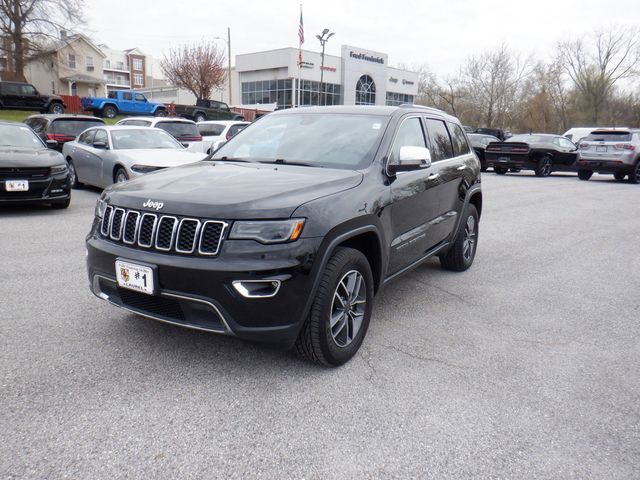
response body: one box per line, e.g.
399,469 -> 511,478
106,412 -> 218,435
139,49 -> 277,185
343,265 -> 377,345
156,121 -> 199,138
584,132 -> 632,142
425,119 -> 453,161
0,124 -> 45,149
134,93 -> 146,102
447,122 -> 471,156
508,135 -> 552,144
78,130 -> 96,145
50,119 -> 105,136
122,92 -> 133,100
389,117 -> 426,164
21,84 -> 37,95
25,118 -> 46,134
198,123 -> 225,136
228,124 -> 248,138
2,83 -> 21,95
93,129 -> 108,145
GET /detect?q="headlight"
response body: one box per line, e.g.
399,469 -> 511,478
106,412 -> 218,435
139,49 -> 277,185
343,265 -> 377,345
229,219 -> 305,244
95,197 -> 107,219
50,164 -> 68,174
130,165 -> 165,174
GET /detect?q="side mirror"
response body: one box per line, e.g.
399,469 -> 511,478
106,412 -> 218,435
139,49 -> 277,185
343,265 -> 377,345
93,141 -> 108,149
388,146 -> 432,175
45,139 -> 58,148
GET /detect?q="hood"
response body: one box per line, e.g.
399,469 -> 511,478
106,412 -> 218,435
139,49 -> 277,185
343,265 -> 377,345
105,161 -> 364,219
0,147 -> 65,167
115,149 -> 207,167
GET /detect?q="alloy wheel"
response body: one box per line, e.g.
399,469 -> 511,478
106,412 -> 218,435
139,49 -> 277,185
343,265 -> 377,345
462,215 -> 477,262
68,162 -> 77,186
330,270 -> 367,348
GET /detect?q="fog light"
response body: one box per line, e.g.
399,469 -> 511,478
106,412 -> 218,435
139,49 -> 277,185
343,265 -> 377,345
51,188 -> 63,194
232,280 -> 281,298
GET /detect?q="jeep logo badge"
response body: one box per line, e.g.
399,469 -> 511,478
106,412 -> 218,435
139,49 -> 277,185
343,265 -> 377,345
143,199 -> 164,211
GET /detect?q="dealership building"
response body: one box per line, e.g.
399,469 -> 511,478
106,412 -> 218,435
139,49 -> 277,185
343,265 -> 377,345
235,45 -> 419,109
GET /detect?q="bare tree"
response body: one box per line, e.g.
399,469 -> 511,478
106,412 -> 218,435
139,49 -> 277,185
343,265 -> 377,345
462,44 -> 532,128
161,41 -> 227,102
0,0 -> 84,81
558,26 -> 640,123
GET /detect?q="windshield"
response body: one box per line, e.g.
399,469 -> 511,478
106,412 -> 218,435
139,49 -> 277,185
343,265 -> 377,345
585,131 -> 632,142
156,121 -> 199,139
198,124 -> 225,137
507,135 -> 551,143
110,129 -> 184,150
0,124 -> 45,149
50,119 -> 105,136
212,113 -> 388,169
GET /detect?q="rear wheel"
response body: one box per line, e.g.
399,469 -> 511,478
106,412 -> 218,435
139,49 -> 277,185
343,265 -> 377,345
577,169 -> 593,181
535,156 -> 552,177
114,167 -> 129,184
629,161 -> 640,184
494,167 -> 507,175
294,247 -> 373,367
614,172 -> 626,181
154,108 -> 167,117
48,102 -> 64,114
439,204 -> 479,272
103,105 -> 117,119
194,112 -> 206,122
67,160 -> 82,189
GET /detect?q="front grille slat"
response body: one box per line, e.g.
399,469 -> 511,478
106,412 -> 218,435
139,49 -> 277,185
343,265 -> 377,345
0,167 -> 50,179
99,206 -> 226,256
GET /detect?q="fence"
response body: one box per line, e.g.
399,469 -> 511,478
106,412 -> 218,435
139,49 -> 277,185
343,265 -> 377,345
60,95 -> 84,114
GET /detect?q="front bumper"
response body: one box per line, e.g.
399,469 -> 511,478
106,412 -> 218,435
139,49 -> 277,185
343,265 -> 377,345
0,172 -> 71,204
86,230 -> 322,346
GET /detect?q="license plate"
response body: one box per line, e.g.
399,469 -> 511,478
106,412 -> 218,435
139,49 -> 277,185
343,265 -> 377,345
115,260 -> 154,295
6,180 -> 29,192
498,157 -> 510,162
596,146 -> 607,152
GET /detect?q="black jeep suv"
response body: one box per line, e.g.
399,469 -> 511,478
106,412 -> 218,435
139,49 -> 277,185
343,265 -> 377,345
0,81 -> 65,113
86,106 -> 482,366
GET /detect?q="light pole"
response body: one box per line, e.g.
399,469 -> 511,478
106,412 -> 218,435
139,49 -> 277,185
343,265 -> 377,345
211,30 -> 232,104
316,29 -> 334,106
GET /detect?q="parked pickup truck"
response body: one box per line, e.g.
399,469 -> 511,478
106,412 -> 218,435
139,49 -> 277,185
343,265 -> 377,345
174,99 -> 244,122
81,91 -> 166,119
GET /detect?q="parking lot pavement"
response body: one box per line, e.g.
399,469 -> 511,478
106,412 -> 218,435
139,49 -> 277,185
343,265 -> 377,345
1,172 -> 639,479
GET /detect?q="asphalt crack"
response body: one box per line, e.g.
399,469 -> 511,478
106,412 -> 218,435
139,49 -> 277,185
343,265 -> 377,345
375,343 -> 469,370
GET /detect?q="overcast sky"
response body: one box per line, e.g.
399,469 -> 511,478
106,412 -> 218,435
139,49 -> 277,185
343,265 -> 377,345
84,0 -> 639,76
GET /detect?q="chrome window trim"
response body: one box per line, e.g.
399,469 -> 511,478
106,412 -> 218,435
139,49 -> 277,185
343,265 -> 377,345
137,213 -> 158,248
122,210 -> 140,245
197,220 -> 229,256
109,207 -> 126,241
154,216 -> 179,251
175,218 -> 201,254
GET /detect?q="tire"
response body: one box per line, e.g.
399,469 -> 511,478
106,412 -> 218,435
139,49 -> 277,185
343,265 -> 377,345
67,160 -> 83,189
577,169 -> 593,181
439,204 -> 479,272
614,172 -> 626,181
114,166 -> 129,184
51,198 -> 70,209
154,108 -> 167,117
48,102 -> 64,114
494,167 -> 507,175
629,161 -> 640,184
194,112 -> 206,122
103,105 -> 117,119
294,247 -> 374,367
535,156 -> 552,177
509,168 -> 521,173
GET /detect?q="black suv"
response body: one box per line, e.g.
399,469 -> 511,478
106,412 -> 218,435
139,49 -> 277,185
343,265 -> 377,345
24,114 -> 105,151
86,106 -> 482,366
0,81 -> 65,113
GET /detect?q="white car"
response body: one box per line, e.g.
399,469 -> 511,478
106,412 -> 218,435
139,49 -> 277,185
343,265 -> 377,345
62,126 -> 206,188
116,117 -> 205,153
197,120 -> 250,154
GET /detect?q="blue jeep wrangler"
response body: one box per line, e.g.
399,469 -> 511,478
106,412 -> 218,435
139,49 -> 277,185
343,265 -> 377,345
81,91 -> 166,119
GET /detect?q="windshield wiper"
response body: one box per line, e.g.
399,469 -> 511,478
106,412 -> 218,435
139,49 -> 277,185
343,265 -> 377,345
261,158 -> 321,168
209,156 -> 253,163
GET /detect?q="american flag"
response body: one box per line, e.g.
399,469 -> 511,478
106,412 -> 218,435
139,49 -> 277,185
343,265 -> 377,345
298,6 -> 304,45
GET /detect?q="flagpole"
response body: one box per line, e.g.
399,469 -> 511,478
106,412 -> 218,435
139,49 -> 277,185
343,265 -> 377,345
297,4 -> 303,108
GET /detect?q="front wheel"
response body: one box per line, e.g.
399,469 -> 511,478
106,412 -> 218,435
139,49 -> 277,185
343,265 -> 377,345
294,247 -> 373,367
68,160 -> 82,189
494,167 -> 507,175
194,112 -> 206,122
629,162 -> 640,184
439,204 -> 479,272
577,169 -> 593,181
114,167 -> 129,184
535,156 -> 552,177
48,102 -> 64,114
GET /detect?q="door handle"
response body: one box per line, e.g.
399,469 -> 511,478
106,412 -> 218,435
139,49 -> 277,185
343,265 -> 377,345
457,165 -> 467,171
427,173 -> 439,180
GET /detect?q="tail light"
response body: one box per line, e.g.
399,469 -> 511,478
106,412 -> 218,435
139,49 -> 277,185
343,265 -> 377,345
614,143 -> 635,151
47,133 -> 73,141
511,146 -> 529,153
579,143 -> 589,149
178,135 -> 203,142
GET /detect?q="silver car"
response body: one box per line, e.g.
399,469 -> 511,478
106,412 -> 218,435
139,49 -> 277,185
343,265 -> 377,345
62,126 -> 207,188
577,129 -> 640,183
